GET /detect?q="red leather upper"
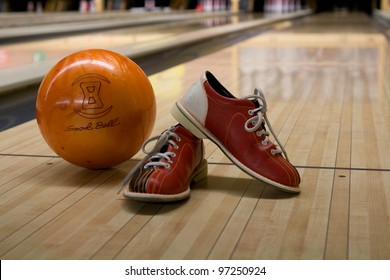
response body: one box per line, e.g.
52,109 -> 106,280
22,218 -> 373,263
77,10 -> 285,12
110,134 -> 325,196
203,81 -> 300,187
144,125 -> 204,195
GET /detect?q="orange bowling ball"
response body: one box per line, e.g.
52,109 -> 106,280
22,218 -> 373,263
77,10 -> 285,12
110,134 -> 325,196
36,49 -> 156,169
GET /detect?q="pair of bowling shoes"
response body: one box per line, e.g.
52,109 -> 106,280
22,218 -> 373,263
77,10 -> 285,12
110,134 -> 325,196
122,71 -> 301,202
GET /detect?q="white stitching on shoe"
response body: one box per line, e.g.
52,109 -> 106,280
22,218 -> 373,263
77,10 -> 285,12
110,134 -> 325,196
243,88 -> 290,162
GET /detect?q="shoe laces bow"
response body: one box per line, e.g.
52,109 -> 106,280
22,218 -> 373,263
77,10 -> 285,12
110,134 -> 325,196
243,88 -> 289,162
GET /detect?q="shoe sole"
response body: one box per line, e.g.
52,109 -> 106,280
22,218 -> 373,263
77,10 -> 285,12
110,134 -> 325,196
123,158 -> 208,202
171,101 -> 300,193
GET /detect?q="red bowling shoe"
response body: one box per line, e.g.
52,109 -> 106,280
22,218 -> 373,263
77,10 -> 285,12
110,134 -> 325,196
122,124 -> 207,202
171,71 -> 300,193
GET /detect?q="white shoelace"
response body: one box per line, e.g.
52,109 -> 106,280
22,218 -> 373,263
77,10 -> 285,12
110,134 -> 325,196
119,127 -> 180,193
142,131 -> 180,169
243,88 -> 289,162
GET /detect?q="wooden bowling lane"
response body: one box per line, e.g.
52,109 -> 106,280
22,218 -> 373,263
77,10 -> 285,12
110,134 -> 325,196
0,10 -> 312,94
0,9 -> 176,28
0,10 -> 234,40
1,12 -> 390,260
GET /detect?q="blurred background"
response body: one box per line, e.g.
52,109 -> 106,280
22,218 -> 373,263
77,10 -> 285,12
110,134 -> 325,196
0,0 -> 380,14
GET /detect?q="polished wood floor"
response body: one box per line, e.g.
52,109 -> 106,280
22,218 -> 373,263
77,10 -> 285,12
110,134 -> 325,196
1,12 -> 390,260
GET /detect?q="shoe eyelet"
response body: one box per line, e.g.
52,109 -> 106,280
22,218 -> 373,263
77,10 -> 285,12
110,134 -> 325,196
173,144 -> 179,149
262,140 -> 268,145
248,109 -> 254,115
271,149 -> 278,155
165,163 -> 171,169
171,152 -> 176,158
256,131 -> 261,137
176,136 -> 181,141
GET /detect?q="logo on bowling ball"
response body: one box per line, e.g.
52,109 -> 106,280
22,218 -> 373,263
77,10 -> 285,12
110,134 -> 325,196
72,73 -> 113,119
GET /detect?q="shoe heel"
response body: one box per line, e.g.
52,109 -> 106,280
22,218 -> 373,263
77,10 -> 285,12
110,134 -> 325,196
191,159 -> 208,183
171,101 -> 208,139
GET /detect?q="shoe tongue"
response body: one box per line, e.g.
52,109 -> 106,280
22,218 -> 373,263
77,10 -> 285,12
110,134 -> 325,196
155,125 -> 186,158
159,143 -> 169,154
252,99 -> 260,108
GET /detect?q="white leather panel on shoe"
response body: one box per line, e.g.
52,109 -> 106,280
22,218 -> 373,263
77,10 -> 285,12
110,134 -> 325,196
181,78 -> 208,125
